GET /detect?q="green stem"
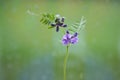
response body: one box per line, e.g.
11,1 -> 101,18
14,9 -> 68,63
64,45 -> 69,80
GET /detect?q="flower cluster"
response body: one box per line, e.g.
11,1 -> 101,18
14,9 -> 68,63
50,15 -> 67,32
62,31 -> 78,45
50,14 -> 79,45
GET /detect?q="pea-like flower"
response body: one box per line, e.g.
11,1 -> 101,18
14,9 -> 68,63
62,31 -> 78,45
51,15 -> 67,32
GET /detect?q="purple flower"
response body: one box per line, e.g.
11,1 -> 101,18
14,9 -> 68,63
62,31 -> 78,45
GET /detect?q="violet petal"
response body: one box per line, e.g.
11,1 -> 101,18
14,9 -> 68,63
70,37 -> 78,44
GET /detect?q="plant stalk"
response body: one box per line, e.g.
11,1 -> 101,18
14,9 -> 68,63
64,45 -> 69,80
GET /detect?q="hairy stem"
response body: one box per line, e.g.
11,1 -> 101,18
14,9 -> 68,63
64,45 -> 69,80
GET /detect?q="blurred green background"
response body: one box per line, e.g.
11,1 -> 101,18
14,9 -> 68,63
0,0 -> 120,80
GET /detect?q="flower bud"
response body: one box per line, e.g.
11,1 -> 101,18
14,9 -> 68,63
74,32 -> 78,37
66,30 -> 69,34
55,18 -> 60,23
61,17 -> 65,22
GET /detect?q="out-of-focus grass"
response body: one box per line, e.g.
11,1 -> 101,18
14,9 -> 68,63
0,0 -> 120,80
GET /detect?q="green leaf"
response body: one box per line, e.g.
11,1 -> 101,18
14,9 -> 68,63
40,13 -> 55,26
69,16 -> 86,33
48,26 -> 55,29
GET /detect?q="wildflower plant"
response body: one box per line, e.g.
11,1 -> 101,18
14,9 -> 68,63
40,13 -> 86,80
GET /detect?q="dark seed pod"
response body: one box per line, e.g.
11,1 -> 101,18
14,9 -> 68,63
51,23 -> 56,27
62,24 -> 67,27
56,26 -> 59,32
